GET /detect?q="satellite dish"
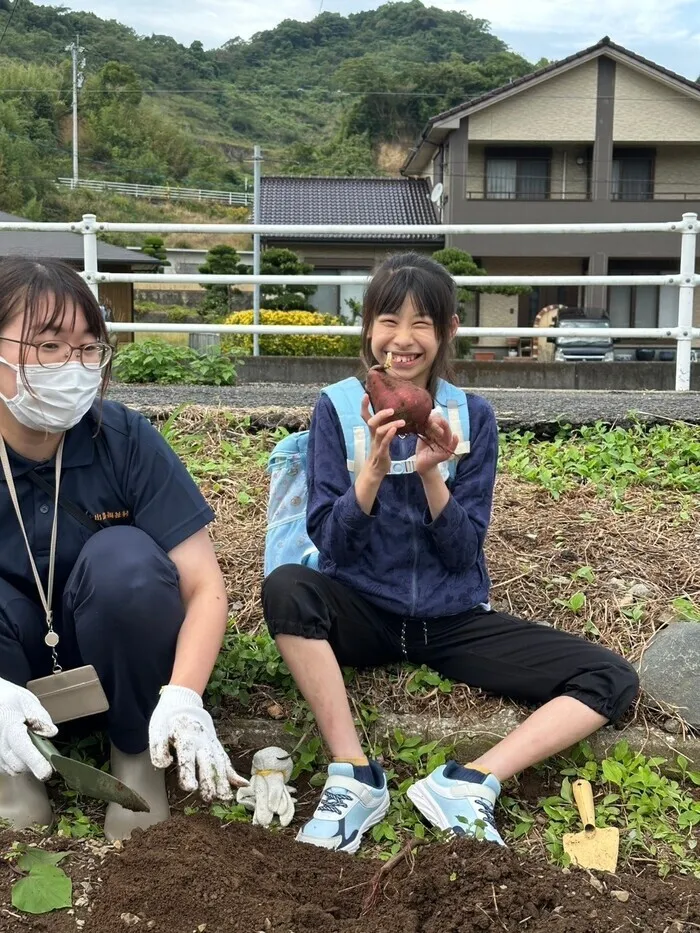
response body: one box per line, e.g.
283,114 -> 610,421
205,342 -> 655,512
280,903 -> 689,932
430,183 -> 444,203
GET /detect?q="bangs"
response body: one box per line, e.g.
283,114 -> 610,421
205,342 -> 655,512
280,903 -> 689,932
0,257 -> 111,406
17,261 -> 107,345
369,268 -> 437,323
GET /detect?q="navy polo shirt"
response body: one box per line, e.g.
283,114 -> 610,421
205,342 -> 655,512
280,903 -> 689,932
0,400 -> 215,605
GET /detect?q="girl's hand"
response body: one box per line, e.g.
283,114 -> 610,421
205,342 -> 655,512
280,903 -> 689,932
361,393 -> 405,479
415,412 -> 458,476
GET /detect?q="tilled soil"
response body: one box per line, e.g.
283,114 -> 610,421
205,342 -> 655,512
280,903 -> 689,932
1,815 -> 698,933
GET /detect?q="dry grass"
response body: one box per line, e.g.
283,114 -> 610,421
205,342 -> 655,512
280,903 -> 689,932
158,406 -> 700,726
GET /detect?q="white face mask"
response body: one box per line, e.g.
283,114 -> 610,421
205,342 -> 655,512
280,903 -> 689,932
0,358 -> 102,434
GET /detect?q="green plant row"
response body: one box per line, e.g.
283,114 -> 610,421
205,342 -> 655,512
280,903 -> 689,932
500,420 -> 700,498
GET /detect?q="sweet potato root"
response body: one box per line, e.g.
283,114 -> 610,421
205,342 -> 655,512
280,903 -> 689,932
365,353 -> 451,453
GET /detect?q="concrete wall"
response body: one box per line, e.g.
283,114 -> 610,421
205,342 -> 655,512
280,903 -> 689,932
468,60 -> 598,142
235,356 -> 700,391
614,64 -> 700,143
447,197 -> 700,258
478,293 -> 518,347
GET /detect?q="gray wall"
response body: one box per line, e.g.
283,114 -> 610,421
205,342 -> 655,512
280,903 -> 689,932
235,356 -> 700,391
447,199 -> 700,259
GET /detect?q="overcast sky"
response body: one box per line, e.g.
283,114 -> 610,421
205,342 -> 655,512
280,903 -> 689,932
42,0 -> 700,80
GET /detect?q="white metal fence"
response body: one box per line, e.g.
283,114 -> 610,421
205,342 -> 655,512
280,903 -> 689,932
57,178 -> 253,207
1,212 -> 699,390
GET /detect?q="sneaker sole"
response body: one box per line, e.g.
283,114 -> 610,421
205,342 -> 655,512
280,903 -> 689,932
297,790 -> 391,856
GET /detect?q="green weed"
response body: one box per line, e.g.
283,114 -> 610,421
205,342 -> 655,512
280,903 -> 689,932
500,420 -> 700,500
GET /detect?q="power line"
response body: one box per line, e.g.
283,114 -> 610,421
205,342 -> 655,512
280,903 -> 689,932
0,0 -> 22,54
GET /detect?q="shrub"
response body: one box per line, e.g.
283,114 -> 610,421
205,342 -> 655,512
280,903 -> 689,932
112,338 -> 238,385
221,310 -> 360,357
165,307 -> 194,324
134,304 -> 195,322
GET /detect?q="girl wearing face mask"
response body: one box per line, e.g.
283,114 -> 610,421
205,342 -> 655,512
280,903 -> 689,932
0,257 -> 246,840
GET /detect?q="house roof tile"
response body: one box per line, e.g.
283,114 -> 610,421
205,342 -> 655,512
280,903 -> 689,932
260,176 -> 442,241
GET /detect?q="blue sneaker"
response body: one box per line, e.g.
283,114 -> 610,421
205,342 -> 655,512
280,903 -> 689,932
407,762 -> 505,846
296,761 -> 389,854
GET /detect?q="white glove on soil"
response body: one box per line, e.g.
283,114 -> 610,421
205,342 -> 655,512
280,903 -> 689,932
236,746 -> 296,828
0,677 -> 57,781
148,685 -> 248,802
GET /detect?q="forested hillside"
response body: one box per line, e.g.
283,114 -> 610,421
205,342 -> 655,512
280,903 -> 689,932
0,0 -> 539,218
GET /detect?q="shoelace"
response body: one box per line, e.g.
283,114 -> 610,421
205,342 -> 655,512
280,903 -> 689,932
318,788 -> 353,816
472,796 -> 498,833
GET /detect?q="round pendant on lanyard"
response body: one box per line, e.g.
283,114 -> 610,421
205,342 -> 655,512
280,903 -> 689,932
0,434 -> 65,671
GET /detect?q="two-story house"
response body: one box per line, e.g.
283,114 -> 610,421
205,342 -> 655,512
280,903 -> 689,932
402,36 -> 700,357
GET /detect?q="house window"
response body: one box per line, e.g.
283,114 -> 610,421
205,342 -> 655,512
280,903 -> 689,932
607,282 -> 677,327
311,270 -> 340,315
611,149 -> 654,201
485,148 -> 551,200
310,268 -> 371,318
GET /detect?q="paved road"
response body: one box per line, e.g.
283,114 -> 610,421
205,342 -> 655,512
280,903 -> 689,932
108,383 -> 700,429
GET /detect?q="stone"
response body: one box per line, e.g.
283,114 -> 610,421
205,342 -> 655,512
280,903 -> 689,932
638,621 -> 700,727
611,890 -> 630,903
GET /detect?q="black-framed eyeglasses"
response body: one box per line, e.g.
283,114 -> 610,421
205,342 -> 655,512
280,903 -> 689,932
0,337 -> 113,371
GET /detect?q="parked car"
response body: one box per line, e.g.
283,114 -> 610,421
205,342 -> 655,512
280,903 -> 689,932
553,308 -> 615,363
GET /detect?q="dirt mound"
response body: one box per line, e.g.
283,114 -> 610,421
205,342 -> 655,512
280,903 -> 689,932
50,815 -> 700,933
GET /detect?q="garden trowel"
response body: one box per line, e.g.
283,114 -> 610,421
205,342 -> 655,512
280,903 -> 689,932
563,779 -> 619,874
30,733 -> 150,813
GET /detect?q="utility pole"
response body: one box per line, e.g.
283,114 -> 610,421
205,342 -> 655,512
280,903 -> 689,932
252,145 -> 262,357
66,35 -> 85,186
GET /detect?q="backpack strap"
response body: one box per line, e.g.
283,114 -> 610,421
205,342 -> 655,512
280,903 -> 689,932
435,379 -> 471,455
321,378 -> 368,476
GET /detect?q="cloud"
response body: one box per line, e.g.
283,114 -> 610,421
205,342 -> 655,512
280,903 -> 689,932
42,0 -> 320,47
425,0 -> 700,47
37,0 -> 700,73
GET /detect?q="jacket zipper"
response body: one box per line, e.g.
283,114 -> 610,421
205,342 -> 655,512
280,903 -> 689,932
407,441 -> 419,617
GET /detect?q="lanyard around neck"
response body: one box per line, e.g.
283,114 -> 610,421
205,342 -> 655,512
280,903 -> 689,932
0,434 -> 64,673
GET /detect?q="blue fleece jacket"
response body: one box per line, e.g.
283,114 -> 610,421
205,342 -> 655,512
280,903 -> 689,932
306,386 -> 499,618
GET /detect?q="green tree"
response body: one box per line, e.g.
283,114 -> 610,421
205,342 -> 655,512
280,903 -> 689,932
257,248 -> 317,310
432,247 -> 530,309
87,62 -> 143,111
198,244 -> 245,318
141,235 -> 169,268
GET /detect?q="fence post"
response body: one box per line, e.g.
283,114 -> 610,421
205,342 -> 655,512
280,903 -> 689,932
676,212 -> 697,391
252,145 -> 262,357
81,213 -> 99,300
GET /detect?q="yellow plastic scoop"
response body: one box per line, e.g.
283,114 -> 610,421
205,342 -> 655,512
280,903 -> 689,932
562,779 -> 619,874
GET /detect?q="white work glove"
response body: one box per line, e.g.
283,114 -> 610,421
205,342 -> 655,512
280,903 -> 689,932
148,685 -> 248,803
236,746 -> 296,829
0,677 -> 57,782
